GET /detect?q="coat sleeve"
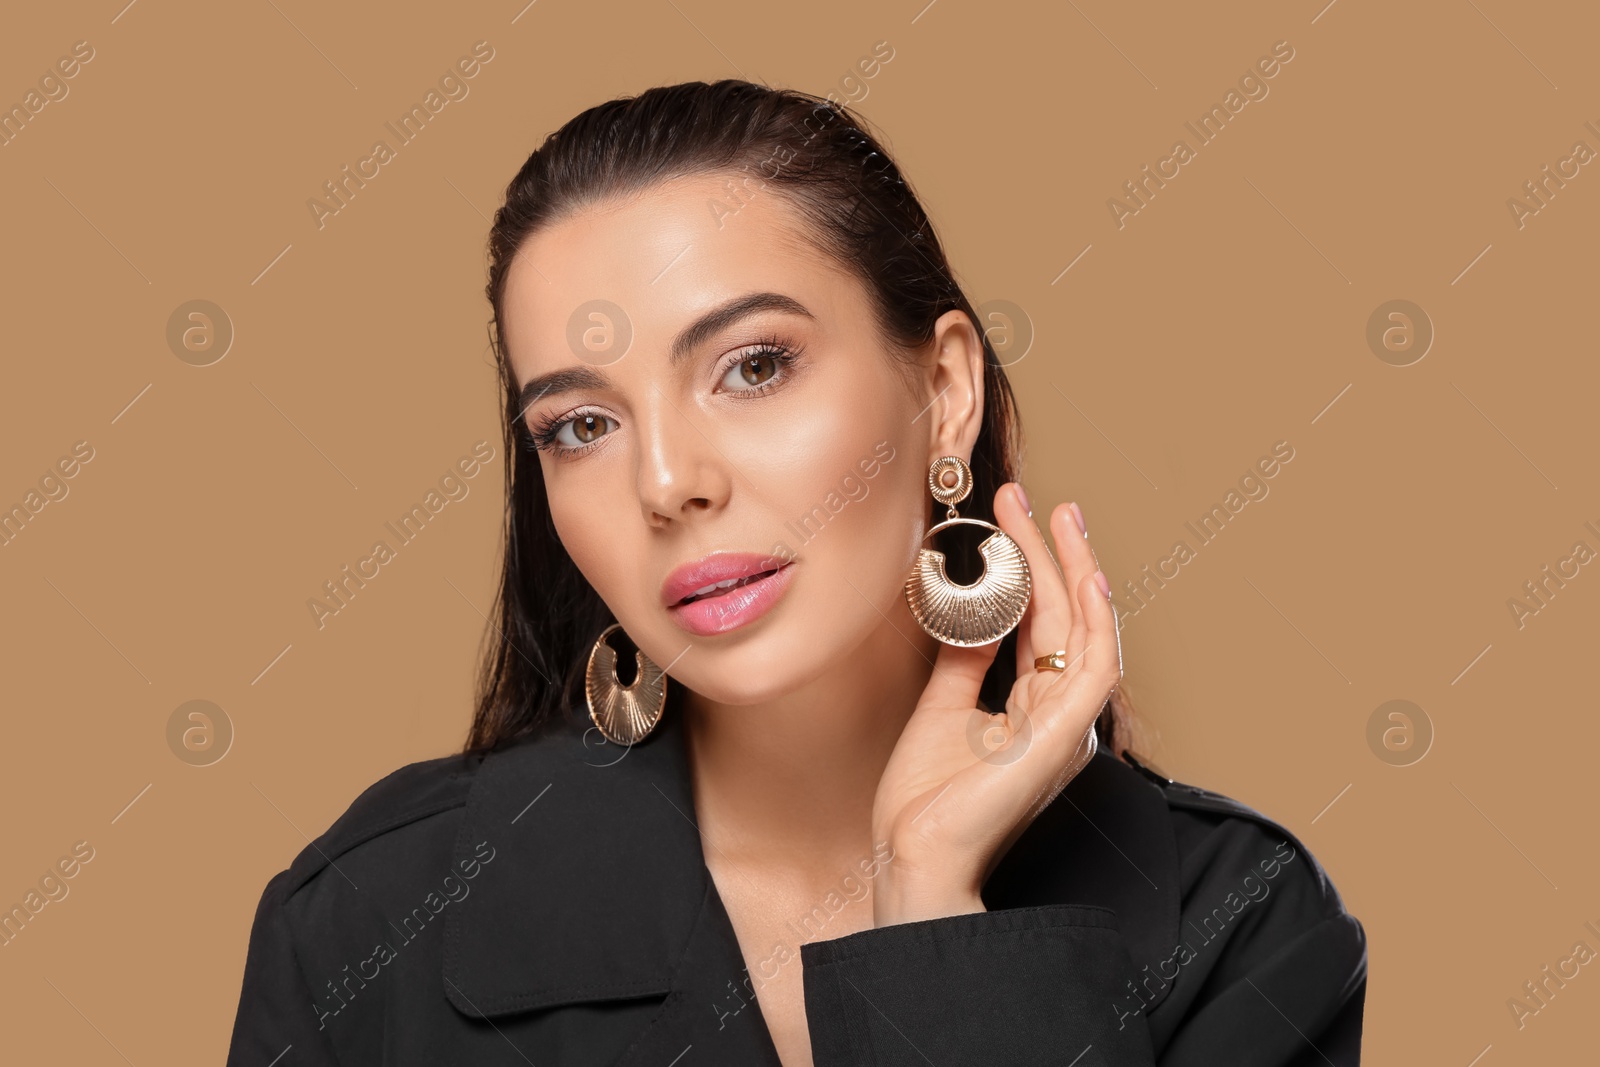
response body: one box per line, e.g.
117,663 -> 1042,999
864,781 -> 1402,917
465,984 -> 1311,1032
800,902 -> 1160,1064
798,817 -> 1367,1065
225,867 -> 344,1067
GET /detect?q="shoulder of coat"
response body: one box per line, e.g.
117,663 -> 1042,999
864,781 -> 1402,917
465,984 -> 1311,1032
1120,749 -> 1284,828
279,749 -> 485,897
1118,748 -> 1345,907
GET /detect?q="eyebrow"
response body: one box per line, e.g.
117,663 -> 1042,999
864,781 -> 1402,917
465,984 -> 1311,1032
514,291 -> 814,418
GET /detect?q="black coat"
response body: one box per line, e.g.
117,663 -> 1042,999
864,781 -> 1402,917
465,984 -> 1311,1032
226,705 -> 1367,1065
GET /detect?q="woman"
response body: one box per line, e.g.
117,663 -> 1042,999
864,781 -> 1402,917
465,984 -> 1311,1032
226,80 -> 1366,1066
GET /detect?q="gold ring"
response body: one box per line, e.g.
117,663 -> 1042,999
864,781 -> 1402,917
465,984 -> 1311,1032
1034,649 -> 1069,672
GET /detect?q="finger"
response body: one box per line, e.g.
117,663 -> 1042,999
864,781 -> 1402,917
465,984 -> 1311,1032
1054,566 -> 1121,722
1049,502 -> 1097,676
1050,501 -> 1097,595
1013,594 -> 1034,680
992,482 -> 1075,666
917,632 -> 1002,713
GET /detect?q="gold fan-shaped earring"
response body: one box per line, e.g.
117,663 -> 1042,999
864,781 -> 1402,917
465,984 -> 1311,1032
585,622 -> 668,744
903,455 -> 1032,646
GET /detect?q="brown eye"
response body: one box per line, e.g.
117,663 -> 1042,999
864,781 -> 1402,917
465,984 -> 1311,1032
572,414 -> 607,443
532,410 -> 616,455
741,355 -> 776,386
722,349 -> 787,392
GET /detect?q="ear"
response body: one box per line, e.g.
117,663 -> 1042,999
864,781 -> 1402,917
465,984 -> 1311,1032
923,308 -> 986,461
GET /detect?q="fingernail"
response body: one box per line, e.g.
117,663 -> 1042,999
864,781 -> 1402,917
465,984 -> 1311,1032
1094,570 -> 1111,599
1013,481 -> 1031,517
1069,501 -> 1086,537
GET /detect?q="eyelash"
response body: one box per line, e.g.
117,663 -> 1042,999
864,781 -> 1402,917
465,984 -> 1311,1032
522,337 -> 803,457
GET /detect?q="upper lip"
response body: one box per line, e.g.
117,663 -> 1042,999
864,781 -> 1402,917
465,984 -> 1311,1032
661,551 -> 791,607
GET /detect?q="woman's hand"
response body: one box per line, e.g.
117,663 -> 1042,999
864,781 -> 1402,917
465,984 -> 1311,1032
870,483 -> 1122,927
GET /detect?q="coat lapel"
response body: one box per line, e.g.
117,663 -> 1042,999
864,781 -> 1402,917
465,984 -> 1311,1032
443,701 -> 1181,1046
442,705 -> 784,1061
607,874 -> 786,1066
442,706 -> 712,1017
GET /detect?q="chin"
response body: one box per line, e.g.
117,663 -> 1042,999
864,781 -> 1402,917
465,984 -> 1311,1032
672,627 -> 838,707
679,672 -> 797,708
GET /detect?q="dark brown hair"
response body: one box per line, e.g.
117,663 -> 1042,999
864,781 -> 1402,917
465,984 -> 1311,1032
464,78 -> 1142,761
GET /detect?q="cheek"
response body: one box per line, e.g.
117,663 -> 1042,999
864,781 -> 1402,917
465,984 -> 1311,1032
770,426 -> 925,582
546,470 -> 628,593
761,416 -> 889,521
768,420 -> 863,499
756,364 -> 911,503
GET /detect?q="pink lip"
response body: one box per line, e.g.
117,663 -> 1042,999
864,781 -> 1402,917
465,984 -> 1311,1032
662,552 -> 796,637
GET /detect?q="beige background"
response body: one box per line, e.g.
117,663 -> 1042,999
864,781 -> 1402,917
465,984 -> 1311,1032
2,0 -> 1596,1061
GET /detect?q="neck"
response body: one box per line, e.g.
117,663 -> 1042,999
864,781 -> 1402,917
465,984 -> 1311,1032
681,604 -> 939,874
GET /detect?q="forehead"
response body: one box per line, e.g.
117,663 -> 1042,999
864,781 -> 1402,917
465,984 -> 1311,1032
498,172 -> 849,373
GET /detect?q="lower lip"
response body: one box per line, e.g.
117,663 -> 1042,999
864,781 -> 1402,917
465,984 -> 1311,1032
666,563 -> 796,636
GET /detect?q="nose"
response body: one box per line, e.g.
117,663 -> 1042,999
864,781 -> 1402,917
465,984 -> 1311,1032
634,386 -> 730,527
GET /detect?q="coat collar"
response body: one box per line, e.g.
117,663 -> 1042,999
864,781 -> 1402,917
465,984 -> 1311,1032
443,703 -> 1182,1031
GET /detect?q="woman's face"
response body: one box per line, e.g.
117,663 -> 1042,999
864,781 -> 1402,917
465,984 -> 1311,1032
499,172 -> 970,706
